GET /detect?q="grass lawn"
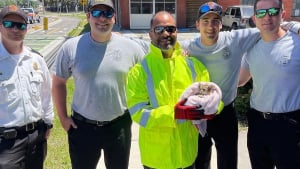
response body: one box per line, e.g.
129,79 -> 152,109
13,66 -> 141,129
44,13 -> 87,169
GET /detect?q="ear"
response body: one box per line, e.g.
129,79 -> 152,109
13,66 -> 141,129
149,30 -> 153,39
252,15 -> 257,26
281,10 -> 286,21
195,20 -> 200,31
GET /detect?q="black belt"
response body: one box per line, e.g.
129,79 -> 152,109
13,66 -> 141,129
253,109 -> 300,122
72,110 -> 125,126
0,119 -> 44,139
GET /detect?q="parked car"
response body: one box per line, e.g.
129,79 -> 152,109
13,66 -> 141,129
21,8 -> 41,24
222,5 -> 254,30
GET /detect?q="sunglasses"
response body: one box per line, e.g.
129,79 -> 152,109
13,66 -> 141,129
199,3 -> 222,17
90,10 -> 114,18
255,7 -> 281,18
2,21 -> 27,30
153,26 -> 177,34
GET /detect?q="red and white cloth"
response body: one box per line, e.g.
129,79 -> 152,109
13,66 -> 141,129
179,82 -> 222,137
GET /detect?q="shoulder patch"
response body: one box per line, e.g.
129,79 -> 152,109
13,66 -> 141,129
25,46 -> 43,57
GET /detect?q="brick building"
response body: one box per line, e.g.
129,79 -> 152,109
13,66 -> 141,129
111,0 -> 300,29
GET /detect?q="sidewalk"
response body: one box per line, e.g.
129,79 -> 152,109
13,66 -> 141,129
97,123 -> 251,169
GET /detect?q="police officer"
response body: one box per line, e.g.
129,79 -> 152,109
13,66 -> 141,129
0,5 -> 54,169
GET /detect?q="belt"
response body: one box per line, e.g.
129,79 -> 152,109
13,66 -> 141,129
253,109 -> 300,122
72,110 -> 125,126
0,119 -> 44,139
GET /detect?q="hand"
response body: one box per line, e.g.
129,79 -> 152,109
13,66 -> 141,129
60,117 -> 77,132
175,99 -> 214,120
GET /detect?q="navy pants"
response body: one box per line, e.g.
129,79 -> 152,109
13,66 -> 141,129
247,109 -> 300,169
195,103 -> 238,169
69,112 -> 132,169
144,164 -> 194,169
0,123 -> 47,169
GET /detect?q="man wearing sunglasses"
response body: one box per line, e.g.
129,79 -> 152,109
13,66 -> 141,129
0,5 -> 54,169
126,11 -> 224,169
239,0 -> 300,169
52,0 -> 145,169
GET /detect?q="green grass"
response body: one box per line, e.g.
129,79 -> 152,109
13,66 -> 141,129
45,14 -> 87,168
45,78 -> 74,169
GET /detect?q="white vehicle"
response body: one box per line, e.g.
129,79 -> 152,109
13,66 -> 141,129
21,8 -> 41,24
222,5 -> 254,30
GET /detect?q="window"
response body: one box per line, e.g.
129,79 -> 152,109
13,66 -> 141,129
130,0 -> 175,14
292,0 -> 300,16
155,0 -> 175,14
241,0 -> 255,5
131,0 -> 152,14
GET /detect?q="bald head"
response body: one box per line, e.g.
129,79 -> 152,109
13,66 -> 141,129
150,11 -> 176,28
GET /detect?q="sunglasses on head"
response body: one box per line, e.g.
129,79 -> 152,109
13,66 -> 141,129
153,26 -> 177,34
199,4 -> 222,17
255,7 -> 281,18
2,21 -> 27,30
90,10 -> 114,18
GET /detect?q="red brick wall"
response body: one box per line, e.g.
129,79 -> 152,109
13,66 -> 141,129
283,0 -> 292,21
120,0 -> 130,29
177,0 -> 187,28
218,0 -> 240,12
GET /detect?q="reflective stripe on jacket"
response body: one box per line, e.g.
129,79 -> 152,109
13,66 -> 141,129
126,42 -> 210,169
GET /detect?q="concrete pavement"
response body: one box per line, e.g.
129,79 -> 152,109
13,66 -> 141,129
97,123 -> 251,169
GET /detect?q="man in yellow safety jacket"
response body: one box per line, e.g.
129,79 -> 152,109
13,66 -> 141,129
126,11 -> 222,169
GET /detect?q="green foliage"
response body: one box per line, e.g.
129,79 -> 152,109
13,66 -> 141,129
0,0 -> 39,8
234,80 -> 252,127
44,78 -> 74,169
67,13 -> 90,37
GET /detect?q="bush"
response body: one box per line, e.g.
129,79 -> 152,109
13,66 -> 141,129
235,80 -> 252,127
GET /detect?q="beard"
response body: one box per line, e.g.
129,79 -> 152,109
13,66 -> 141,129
158,36 -> 176,51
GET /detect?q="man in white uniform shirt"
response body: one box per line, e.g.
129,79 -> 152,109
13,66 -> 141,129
0,5 -> 54,169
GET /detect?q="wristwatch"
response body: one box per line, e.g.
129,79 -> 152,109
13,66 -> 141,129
46,123 -> 53,129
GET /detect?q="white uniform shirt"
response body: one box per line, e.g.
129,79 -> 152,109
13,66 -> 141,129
0,43 -> 54,127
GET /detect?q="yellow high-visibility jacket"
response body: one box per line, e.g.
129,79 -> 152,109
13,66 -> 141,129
126,42 -> 210,169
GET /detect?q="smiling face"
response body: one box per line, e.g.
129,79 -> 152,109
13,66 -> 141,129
0,14 -> 27,43
149,12 -> 177,54
196,13 -> 222,46
87,4 -> 115,42
254,0 -> 285,34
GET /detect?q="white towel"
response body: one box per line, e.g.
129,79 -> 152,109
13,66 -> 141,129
179,82 -> 222,137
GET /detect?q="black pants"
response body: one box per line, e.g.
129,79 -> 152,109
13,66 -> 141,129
0,123 -> 47,169
69,112 -> 132,169
195,103 -> 238,169
144,164 -> 194,169
247,109 -> 300,169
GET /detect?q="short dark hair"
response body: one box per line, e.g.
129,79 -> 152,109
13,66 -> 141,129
254,0 -> 283,11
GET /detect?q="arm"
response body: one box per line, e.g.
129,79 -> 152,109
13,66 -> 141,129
281,21 -> 300,35
52,75 -> 77,131
238,67 -> 251,87
126,64 -> 177,129
40,60 -> 54,139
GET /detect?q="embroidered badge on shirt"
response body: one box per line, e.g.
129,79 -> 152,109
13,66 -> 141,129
33,62 -> 38,70
223,47 -> 230,59
279,55 -> 290,65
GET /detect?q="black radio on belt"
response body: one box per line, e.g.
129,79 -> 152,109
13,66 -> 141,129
2,128 -> 18,139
